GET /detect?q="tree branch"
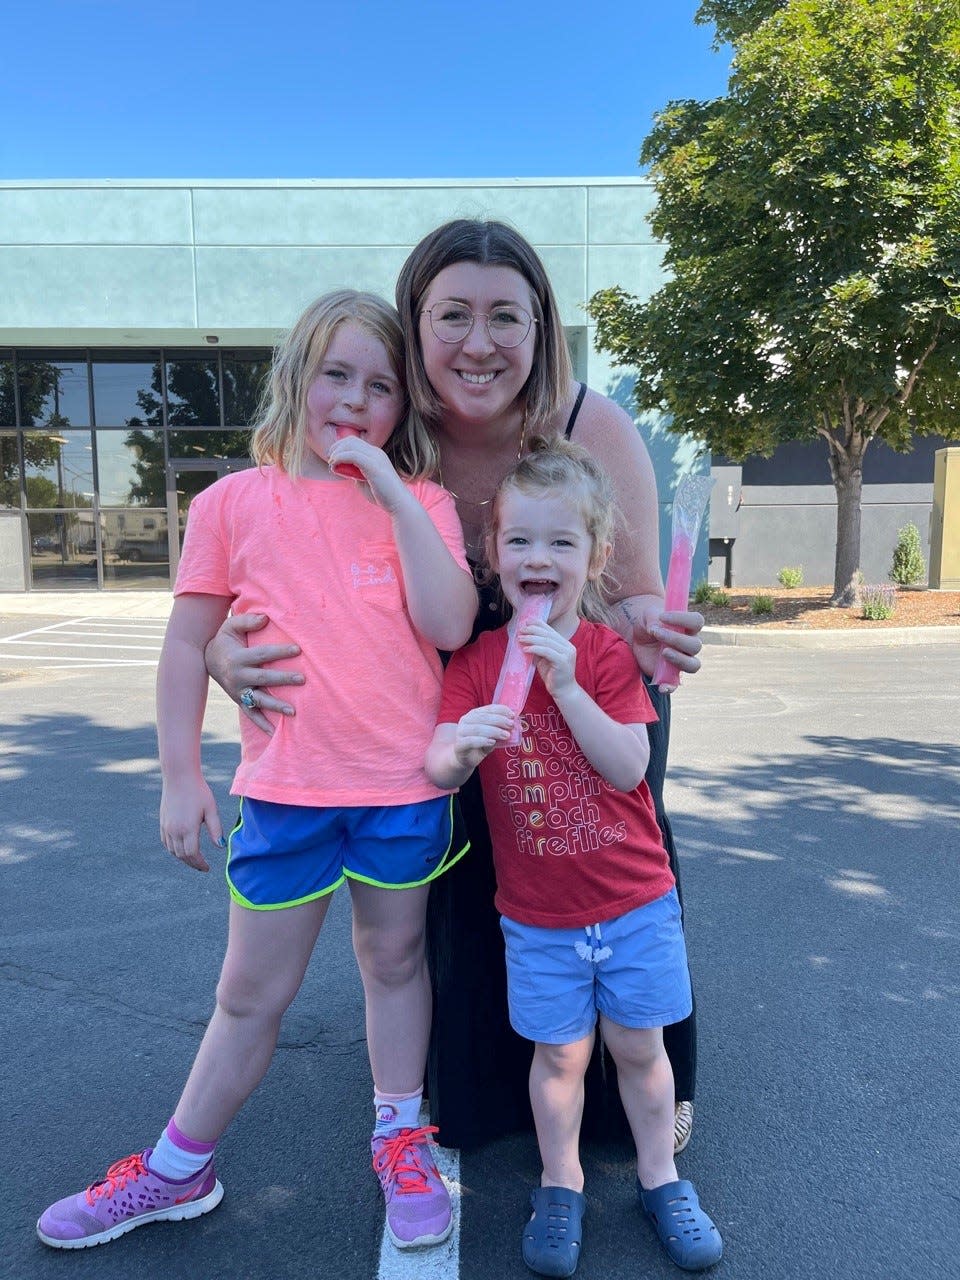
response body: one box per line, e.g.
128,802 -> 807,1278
897,325 -> 941,407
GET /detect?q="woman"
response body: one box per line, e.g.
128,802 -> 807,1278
205,219 -> 703,1153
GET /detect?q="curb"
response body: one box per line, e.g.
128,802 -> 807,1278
1,594 -> 957,648
702,624 -> 958,649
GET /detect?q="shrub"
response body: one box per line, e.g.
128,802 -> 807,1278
693,580 -> 729,606
751,593 -> 774,616
861,584 -> 896,620
777,566 -> 804,588
890,523 -> 925,586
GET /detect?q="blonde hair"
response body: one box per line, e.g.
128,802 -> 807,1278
395,220 -> 573,456
251,289 -> 434,479
487,436 -> 618,624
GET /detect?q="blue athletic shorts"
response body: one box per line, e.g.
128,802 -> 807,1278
500,888 -> 692,1043
226,794 -> 469,911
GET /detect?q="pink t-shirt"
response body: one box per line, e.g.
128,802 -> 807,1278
175,465 -> 469,807
438,621 -> 675,928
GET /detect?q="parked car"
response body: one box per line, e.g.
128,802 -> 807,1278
114,540 -> 168,563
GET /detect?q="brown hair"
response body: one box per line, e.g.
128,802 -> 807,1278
395,220 -> 573,454
251,289 -> 433,479
486,435 -> 618,624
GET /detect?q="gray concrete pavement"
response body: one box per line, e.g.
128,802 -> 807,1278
2,586 -> 957,646
1,596 -> 958,1280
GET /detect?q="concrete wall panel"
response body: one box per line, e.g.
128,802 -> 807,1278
192,185 -> 588,248
588,245 -> 666,302
734,497 -> 935,586
587,186 -> 657,244
0,247 -> 197,328
0,515 -> 27,591
0,188 -> 191,246
194,246 -> 410,328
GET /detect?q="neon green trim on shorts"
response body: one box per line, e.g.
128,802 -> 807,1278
224,799 -> 345,912
344,794 -> 470,890
227,874 -> 345,912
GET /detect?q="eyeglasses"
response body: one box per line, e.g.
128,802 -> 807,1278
421,300 -> 537,348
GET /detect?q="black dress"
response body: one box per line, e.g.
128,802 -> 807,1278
425,390 -> 697,1149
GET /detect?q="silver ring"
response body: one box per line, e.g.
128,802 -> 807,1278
238,686 -> 258,710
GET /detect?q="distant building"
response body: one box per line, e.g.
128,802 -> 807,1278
0,178 -> 943,592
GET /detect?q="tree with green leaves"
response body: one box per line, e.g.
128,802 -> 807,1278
589,0 -> 960,602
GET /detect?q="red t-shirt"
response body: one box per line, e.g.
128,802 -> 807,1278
438,620 -> 676,928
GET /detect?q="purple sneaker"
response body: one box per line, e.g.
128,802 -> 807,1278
37,1149 -> 223,1249
371,1125 -> 452,1248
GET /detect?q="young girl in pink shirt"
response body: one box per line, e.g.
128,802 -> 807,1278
38,290 -> 477,1254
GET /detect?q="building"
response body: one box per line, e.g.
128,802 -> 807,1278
0,178 -> 944,593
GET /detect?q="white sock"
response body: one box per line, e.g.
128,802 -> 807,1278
148,1121 -> 216,1181
373,1089 -> 423,1133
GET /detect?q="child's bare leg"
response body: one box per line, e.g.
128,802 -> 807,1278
529,1033 -> 595,1192
175,896 -> 330,1140
600,1018 -> 677,1189
349,881 -> 431,1092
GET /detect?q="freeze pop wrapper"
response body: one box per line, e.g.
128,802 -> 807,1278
331,427 -> 365,481
652,474 -> 714,693
332,461 -> 366,480
492,593 -> 553,746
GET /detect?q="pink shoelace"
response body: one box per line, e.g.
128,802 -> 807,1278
372,1126 -> 441,1195
84,1153 -> 148,1207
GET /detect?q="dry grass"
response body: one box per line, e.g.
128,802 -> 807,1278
699,586 -> 960,630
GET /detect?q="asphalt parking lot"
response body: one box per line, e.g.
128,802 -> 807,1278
1,596 -> 958,1280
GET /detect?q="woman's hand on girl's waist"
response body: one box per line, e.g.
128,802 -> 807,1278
205,612 -> 304,736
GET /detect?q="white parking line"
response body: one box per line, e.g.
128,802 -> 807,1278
1,639 -> 162,650
0,617 -> 165,669
47,627 -> 167,640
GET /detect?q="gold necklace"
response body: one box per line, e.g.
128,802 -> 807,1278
436,410 -> 528,507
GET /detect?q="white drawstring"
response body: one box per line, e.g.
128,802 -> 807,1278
575,923 -> 613,964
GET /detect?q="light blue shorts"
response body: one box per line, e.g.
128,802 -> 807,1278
226,794 -> 468,911
500,888 -> 692,1044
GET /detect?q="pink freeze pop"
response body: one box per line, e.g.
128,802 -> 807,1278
492,593 -> 553,746
331,426 -> 365,481
652,532 -> 694,692
652,473 -> 714,692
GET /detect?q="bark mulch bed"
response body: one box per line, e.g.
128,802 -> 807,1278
698,586 -> 960,630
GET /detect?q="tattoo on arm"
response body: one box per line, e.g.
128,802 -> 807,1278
618,600 -> 641,627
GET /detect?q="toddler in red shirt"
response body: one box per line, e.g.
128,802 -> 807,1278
426,437 -> 722,1276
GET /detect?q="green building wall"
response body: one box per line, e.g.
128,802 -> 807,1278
0,178 -> 701,592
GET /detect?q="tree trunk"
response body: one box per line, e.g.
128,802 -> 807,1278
829,444 -> 865,605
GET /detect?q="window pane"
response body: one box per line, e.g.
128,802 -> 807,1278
167,428 -> 251,460
166,355 -> 220,426
0,354 -> 14,426
18,356 -> 90,428
23,430 -> 95,508
101,508 -> 170,589
92,354 -> 162,426
96,429 -> 166,506
223,351 -> 271,426
27,511 -> 98,589
1,432 -> 20,508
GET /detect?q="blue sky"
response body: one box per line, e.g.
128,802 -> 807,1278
2,1 -> 730,179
